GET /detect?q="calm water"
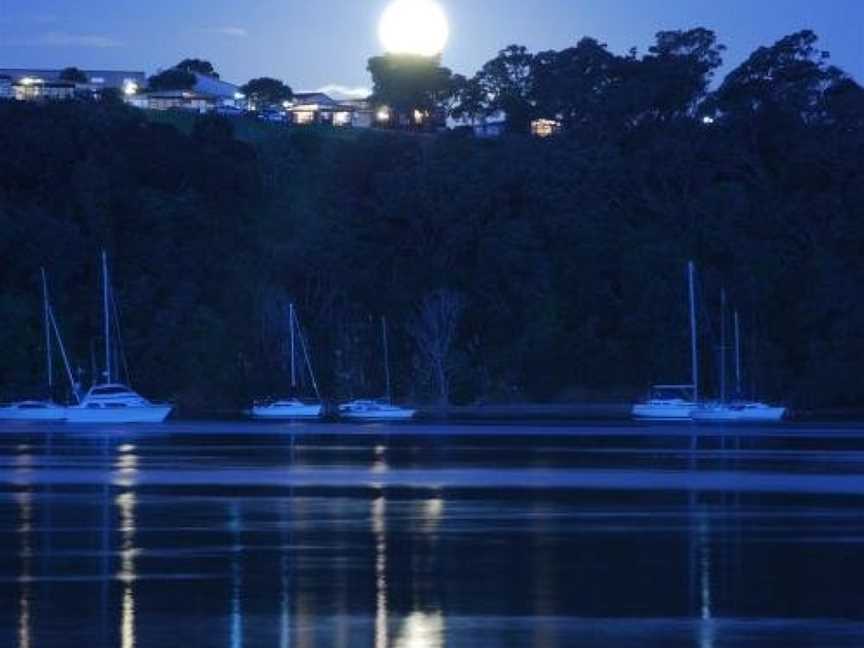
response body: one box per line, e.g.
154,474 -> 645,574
1,421 -> 864,647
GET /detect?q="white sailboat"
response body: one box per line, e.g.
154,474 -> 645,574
632,262 -> 700,421
691,308 -> 786,423
0,269 -> 78,421
252,303 -> 324,420
65,252 -> 172,424
339,317 -> 416,421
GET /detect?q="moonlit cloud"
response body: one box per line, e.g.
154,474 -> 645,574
314,84 -> 372,99
199,26 -> 248,38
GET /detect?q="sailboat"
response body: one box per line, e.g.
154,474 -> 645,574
691,305 -> 786,423
339,317 -> 416,421
65,252 -> 173,424
632,261 -> 700,421
0,269 -> 79,421
252,303 -> 324,419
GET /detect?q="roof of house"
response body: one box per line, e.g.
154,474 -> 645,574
190,72 -> 240,99
143,90 -> 215,100
0,68 -> 146,87
292,92 -> 338,106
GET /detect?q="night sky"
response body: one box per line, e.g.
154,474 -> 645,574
0,0 -> 860,95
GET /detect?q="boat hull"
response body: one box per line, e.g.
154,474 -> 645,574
692,405 -> 786,423
65,405 -> 173,424
251,404 -> 323,420
0,403 -> 66,421
631,404 -> 695,421
340,410 -> 416,421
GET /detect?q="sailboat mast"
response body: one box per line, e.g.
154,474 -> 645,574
41,268 -> 53,391
688,262 -> 699,403
720,289 -> 727,403
47,306 -> 80,403
382,316 -> 392,404
289,303 -> 296,388
102,251 -> 111,384
294,309 -> 321,401
734,311 -> 742,396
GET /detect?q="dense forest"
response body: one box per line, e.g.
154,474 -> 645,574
0,29 -> 862,411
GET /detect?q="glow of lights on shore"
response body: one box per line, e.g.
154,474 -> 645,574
379,0 -> 449,57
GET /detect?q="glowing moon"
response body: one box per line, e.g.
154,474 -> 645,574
378,0 -> 449,57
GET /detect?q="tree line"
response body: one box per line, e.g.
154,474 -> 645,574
0,29 -> 862,411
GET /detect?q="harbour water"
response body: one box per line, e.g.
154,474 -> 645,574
1,421 -> 863,647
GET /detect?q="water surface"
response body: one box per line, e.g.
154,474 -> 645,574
1,421 -> 863,647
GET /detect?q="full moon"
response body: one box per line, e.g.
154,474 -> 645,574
378,0 -> 449,57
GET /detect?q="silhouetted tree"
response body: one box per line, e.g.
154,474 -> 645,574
241,77 -> 292,109
713,30 -> 845,123
367,54 -> 454,128
148,68 -> 197,91
59,67 -> 88,84
177,58 -> 219,79
408,290 -> 464,405
473,45 -> 535,133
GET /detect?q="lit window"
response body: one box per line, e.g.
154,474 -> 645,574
531,118 -> 561,138
91,77 -> 105,84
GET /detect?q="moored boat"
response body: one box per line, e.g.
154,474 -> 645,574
338,317 -> 416,422
252,399 -> 323,420
251,303 -> 324,420
691,308 -> 785,424
338,399 -> 416,421
65,384 -> 173,423
0,268 -> 79,422
633,262 -> 700,422
65,251 -> 173,424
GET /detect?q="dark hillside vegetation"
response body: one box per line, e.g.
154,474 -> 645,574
1,30 -> 863,410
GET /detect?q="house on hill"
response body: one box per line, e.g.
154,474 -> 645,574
0,75 -> 12,100
129,71 -> 244,113
0,68 -> 146,101
286,92 -> 355,126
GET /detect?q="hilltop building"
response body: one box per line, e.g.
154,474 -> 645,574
0,68 -> 146,101
0,75 -> 12,100
128,72 -> 244,112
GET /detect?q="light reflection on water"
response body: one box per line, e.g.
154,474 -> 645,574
3,424 -> 864,646
17,489 -> 33,648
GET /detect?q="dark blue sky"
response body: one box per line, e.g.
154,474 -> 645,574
0,0 -> 860,95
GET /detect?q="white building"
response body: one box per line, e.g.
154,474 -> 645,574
133,71 -> 244,113
286,92 -> 355,126
0,75 -> 12,100
0,68 -> 146,101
